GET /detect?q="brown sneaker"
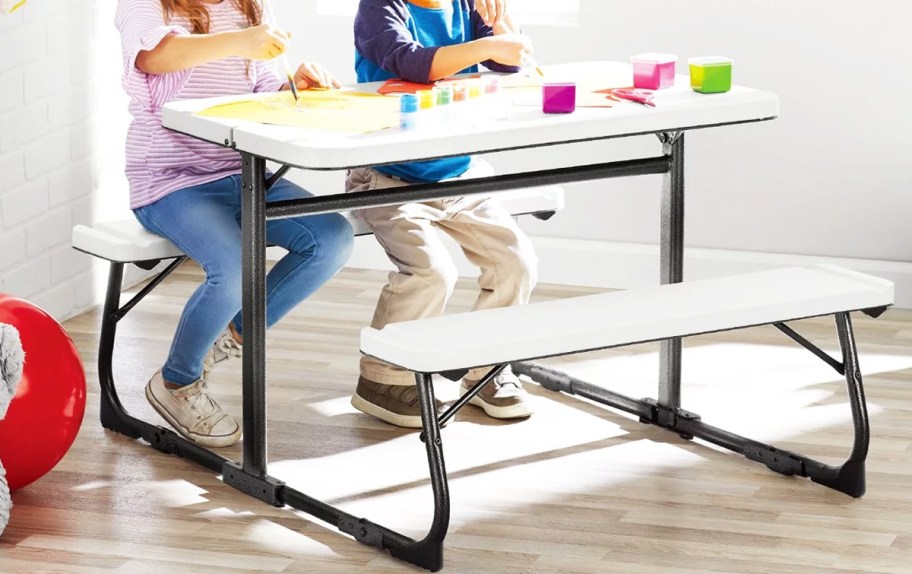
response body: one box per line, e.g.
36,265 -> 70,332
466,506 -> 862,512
145,371 -> 241,447
460,368 -> 533,419
351,376 -> 443,428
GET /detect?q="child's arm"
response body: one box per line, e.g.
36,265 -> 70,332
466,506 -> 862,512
428,34 -> 530,80
355,0 -> 530,83
136,24 -> 290,75
470,1 -> 529,74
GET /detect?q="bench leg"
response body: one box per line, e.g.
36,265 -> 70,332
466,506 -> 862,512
97,262 -> 133,437
808,311 -> 869,494
515,311 -> 873,497
280,371 -> 451,571
384,372 -> 450,569
100,258 -> 193,437
97,258 -> 226,470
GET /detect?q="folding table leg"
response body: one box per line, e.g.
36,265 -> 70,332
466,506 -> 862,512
240,152 -> 269,477
658,131 -> 685,415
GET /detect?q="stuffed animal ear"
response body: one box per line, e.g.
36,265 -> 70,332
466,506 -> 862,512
0,323 -> 25,420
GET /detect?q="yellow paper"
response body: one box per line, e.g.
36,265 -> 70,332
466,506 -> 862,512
198,90 -> 400,134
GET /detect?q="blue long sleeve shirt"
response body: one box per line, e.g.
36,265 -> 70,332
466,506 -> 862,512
354,0 -> 519,183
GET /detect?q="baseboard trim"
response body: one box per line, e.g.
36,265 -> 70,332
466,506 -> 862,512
274,236 -> 912,310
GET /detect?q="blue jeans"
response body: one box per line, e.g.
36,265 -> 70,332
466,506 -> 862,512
134,175 -> 353,386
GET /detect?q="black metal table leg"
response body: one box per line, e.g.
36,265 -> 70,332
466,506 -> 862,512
658,132 -> 686,429
240,152 -> 269,478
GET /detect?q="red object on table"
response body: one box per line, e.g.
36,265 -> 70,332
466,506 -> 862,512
377,79 -> 437,95
377,76 -> 483,95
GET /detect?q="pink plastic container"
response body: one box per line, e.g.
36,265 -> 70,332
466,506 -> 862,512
542,83 -> 576,114
631,53 -> 678,90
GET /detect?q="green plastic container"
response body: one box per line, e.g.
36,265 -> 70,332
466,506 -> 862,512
689,57 -> 733,94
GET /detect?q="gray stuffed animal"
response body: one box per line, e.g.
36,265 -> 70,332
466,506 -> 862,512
0,323 -> 24,536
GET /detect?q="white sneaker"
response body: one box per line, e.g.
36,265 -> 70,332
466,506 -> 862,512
145,371 -> 241,447
460,367 -> 533,419
202,328 -> 243,378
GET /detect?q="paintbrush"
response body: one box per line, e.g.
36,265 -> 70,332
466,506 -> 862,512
263,0 -> 299,103
522,54 -> 545,78
498,20 -> 544,77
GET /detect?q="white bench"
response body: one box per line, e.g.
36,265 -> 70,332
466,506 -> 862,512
361,264 -> 893,497
362,265 -> 892,372
72,186 -> 565,264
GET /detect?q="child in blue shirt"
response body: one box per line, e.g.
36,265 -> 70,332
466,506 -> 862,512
349,0 -> 538,428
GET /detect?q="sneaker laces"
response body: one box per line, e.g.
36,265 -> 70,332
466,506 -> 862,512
217,332 -> 243,357
176,380 -> 231,432
202,330 -> 243,379
483,372 -> 523,399
492,372 -> 522,390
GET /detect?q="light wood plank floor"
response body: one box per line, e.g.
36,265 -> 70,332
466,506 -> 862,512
3,262 -> 912,573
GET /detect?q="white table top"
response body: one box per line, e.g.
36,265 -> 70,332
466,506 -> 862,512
163,61 -> 779,171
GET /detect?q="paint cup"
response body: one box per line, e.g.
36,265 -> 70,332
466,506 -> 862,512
451,81 -> 467,102
466,78 -> 483,99
689,56 -> 733,94
436,85 -> 453,123
436,85 -> 453,106
451,81 -> 468,123
542,82 -> 576,114
631,53 -> 677,90
482,75 -> 500,96
415,89 -> 436,128
400,94 -> 419,130
481,76 -> 509,120
417,89 -> 436,110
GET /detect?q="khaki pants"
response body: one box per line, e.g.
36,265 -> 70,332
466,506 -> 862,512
348,160 -> 538,386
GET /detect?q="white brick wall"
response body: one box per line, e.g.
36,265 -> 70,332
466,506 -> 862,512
0,0 -> 130,321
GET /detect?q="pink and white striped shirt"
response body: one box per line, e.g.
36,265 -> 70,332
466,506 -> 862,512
115,0 -> 284,208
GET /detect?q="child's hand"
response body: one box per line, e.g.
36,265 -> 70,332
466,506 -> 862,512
236,24 -> 291,60
477,33 -> 533,67
475,0 -> 506,27
293,62 -> 343,90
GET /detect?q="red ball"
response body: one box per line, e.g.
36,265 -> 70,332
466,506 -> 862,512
0,294 -> 86,491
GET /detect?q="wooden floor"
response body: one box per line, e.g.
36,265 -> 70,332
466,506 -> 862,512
3,262 -> 912,573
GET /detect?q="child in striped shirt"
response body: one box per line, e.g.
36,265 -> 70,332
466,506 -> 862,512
115,0 -> 353,447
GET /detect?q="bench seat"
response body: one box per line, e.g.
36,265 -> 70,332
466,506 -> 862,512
71,186 -> 565,263
361,265 -> 894,373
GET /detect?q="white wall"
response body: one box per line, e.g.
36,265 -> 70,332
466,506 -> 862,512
2,0 -> 97,318
0,0 -> 133,320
